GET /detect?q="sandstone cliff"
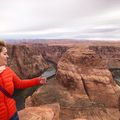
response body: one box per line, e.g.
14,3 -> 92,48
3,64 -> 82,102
19,103 -> 60,120
7,43 -> 68,78
57,46 -> 120,107
7,44 -> 48,78
24,45 -> 120,120
89,46 -> 120,69
26,43 -> 69,63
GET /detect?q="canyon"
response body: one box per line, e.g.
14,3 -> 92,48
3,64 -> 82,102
7,40 -> 120,120
7,43 -> 69,78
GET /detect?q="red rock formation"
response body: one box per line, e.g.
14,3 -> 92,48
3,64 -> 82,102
7,43 -> 68,78
7,44 -> 49,78
89,46 -> 120,68
18,103 -> 60,120
26,43 -> 69,63
57,47 -> 119,107
20,45 -> 120,119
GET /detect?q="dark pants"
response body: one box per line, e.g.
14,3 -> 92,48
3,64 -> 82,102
10,112 -> 19,120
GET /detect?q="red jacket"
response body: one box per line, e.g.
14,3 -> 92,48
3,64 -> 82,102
0,67 -> 41,120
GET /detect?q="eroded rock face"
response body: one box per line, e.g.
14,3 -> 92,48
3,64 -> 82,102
72,108 -> 120,120
27,43 -> 69,63
7,44 -> 49,78
89,46 -> 120,68
24,45 -> 120,119
7,43 -> 68,78
18,103 -> 60,120
57,47 -> 119,107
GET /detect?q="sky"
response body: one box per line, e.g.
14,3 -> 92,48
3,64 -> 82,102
0,0 -> 120,40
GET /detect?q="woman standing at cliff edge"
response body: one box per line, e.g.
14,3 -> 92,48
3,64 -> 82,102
0,40 -> 46,120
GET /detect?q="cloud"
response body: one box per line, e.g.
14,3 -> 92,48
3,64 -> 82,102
0,0 -> 120,40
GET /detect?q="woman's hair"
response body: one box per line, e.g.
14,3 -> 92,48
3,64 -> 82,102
0,40 -> 6,52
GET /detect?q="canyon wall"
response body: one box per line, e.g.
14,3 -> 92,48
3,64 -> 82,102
57,46 -> 120,107
24,45 -> 120,120
7,43 -> 68,78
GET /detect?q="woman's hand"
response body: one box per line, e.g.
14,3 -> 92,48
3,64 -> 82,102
39,77 -> 47,85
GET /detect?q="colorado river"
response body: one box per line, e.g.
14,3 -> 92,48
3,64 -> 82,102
110,69 -> 120,86
114,78 -> 120,86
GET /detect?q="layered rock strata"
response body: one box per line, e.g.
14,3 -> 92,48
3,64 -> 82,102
19,103 -> 60,120
22,46 -> 120,119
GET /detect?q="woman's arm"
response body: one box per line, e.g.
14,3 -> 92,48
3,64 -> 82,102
12,70 -> 46,89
